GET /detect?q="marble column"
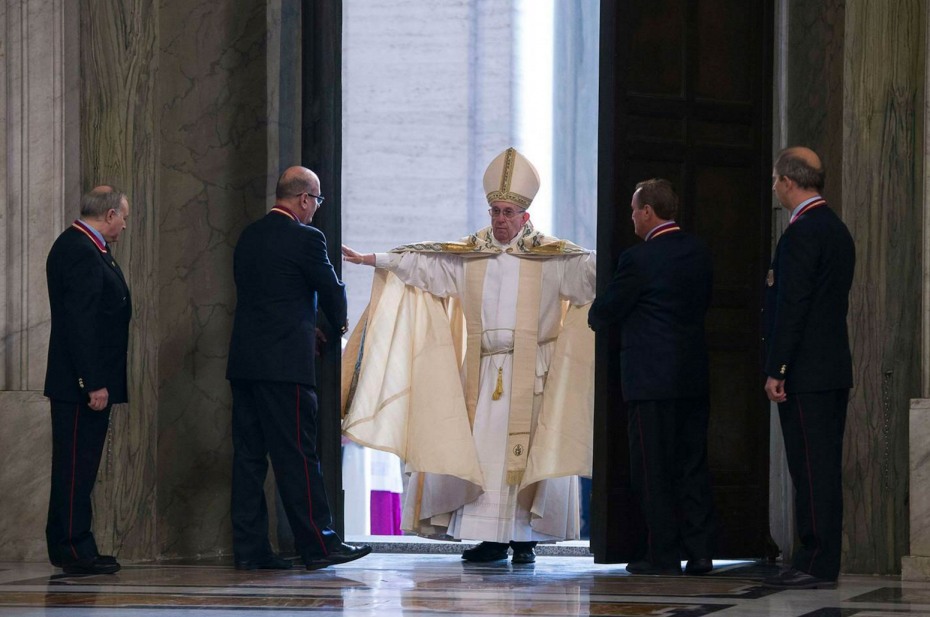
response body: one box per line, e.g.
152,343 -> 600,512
0,0 -> 81,561
842,0 -> 923,575
903,3 -> 930,581
903,399 -> 930,579
156,0 -> 271,558
80,0 -> 159,562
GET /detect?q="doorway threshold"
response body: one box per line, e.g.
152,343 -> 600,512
344,535 -> 591,556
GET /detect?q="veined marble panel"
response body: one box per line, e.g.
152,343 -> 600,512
0,0 -> 79,391
80,0 -> 159,561
909,399 -> 930,558
157,0 -> 270,558
786,0 -> 845,212
0,392 -> 51,561
842,0 -> 923,574
0,0 -> 80,562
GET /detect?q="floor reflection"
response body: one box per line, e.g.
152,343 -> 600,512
0,554 -> 925,616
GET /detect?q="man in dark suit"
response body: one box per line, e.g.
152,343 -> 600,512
762,147 -> 855,590
588,178 -> 718,576
226,166 -> 370,571
44,186 -> 131,575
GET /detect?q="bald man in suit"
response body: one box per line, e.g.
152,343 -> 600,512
227,166 -> 371,571
763,147 -> 855,589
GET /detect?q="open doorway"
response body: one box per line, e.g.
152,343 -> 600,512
340,0 -> 599,545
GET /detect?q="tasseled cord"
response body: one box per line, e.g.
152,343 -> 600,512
492,366 -> 504,400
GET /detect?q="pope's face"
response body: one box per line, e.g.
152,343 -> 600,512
490,201 -> 528,243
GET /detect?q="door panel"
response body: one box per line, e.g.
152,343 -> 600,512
593,0 -> 774,563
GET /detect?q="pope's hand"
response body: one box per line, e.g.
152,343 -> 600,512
342,245 -> 375,266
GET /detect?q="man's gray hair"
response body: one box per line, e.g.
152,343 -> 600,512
774,149 -> 825,192
80,186 -> 127,219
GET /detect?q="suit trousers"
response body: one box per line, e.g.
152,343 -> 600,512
230,380 -> 341,562
46,400 -> 112,565
777,389 -> 848,581
627,398 -> 719,568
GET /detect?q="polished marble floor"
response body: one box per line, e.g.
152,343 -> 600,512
0,554 -> 925,616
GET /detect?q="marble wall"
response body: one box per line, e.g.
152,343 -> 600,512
777,0 -> 924,575
156,0 -> 273,558
842,0 -> 923,575
903,399 -> 930,580
80,0 -> 159,562
0,0 -> 81,561
1,0 -> 289,561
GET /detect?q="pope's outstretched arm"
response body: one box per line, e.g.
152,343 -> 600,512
342,244 -> 463,298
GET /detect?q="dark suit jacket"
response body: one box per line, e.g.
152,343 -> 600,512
764,204 -> 855,393
44,225 -> 132,404
226,212 -> 347,387
588,230 -> 713,402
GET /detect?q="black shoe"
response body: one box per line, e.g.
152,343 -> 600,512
685,558 -> 714,575
61,556 -> 121,575
305,543 -> 372,570
762,568 -> 836,589
52,554 -> 117,568
625,560 -> 682,576
462,542 -> 509,563
511,548 -> 536,564
235,554 -> 293,570
509,541 -> 536,564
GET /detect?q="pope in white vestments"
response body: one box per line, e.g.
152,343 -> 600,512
341,148 -> 597,563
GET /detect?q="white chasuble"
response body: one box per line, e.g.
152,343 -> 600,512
342,224 -> 596,543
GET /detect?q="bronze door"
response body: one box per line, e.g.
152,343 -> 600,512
592,0 -> 775,562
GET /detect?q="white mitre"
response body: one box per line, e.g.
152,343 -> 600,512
483,147 -> 541,209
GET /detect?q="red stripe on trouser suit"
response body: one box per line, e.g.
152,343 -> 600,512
297,385 -> 328,555
68,404 -> 80,559
796,395 -> 820,572
636,409 -> 654,563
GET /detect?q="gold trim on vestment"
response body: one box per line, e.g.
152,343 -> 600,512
464,259 -> 490,430
506,259 -> 543,486
389,223 -> 587,257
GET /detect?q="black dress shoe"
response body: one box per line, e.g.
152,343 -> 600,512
462,542 -> 509,563
509,541 -> 536,564
305,543 -> 372,570
52,554 -> 118,568
511,548 -> 536,564
61,556 -> 121,575
685,558 -> 714,575
625,560 -> 682,576
235,554 -> 293,570
762,568 -> 836,589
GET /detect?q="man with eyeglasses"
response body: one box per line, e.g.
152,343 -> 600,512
227,166 -> 371,571
342,148 -> 596,564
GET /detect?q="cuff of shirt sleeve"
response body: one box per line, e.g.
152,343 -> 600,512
374,253 -> 392,269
